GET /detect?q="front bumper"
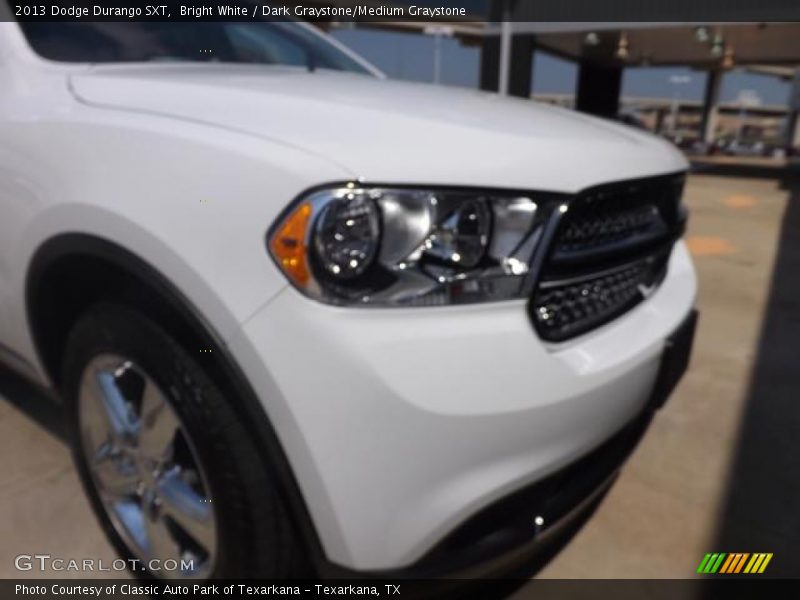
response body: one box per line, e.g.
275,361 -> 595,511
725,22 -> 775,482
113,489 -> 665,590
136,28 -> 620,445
227,241 -> 697,572
360,308 -> 697,580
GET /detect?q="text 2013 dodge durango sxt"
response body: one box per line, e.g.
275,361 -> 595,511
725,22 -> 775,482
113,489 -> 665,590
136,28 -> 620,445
0,13 -> 697,579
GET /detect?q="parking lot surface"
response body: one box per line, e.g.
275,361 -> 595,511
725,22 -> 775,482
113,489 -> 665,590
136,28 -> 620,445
537,162 -> 800,578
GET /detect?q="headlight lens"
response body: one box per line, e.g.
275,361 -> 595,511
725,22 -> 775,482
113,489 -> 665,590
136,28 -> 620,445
313,194 -> 380,280
269,184 -> 553,306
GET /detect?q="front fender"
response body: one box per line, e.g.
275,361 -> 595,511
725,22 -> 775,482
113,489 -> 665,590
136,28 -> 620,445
2,105 -> 352,376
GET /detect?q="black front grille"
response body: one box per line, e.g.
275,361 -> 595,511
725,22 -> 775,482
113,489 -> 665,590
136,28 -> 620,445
530,174 -> 686,342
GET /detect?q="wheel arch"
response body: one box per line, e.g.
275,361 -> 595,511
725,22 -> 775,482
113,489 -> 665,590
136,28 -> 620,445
25,233 -> 326,571
27,234 -> 209,388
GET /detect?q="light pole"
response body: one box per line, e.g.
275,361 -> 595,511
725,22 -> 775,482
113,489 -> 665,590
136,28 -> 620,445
668,75 -> 691,135
423,25 -> 454,85
735,89 -> 761,145
498,5 -> 512,95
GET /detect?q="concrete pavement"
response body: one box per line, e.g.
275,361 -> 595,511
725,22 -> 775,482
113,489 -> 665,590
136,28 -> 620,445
536,164 -> 800,579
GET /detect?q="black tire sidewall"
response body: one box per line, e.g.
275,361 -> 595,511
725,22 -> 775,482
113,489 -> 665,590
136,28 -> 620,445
62,304 -> 303,578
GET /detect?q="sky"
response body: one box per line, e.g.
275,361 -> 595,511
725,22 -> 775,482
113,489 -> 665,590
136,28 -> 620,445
331,27 -> 793,106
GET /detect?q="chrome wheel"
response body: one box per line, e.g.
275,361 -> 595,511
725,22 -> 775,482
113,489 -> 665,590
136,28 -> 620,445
78,355 -> 217,578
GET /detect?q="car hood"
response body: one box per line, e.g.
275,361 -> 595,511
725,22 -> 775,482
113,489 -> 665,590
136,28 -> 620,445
69,64 -> 687,192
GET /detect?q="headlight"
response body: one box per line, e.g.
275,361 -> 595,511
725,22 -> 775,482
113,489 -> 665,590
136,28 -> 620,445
268,183 -> 557,306
313,193 -> 380,280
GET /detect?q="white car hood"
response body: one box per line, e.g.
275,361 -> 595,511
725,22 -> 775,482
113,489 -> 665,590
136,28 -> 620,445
70,64 -> 687,192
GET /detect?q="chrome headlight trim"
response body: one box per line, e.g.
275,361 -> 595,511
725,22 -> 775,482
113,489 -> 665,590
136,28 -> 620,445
268,182 -> 570,307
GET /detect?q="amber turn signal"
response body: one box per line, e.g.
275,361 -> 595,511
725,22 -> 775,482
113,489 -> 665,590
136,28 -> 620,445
270,202 -> 312,286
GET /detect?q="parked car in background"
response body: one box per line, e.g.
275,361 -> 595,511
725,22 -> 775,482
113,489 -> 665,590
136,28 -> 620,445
712,136 -> 786,158
662,130 -> 709,155
616,108 -> 649,130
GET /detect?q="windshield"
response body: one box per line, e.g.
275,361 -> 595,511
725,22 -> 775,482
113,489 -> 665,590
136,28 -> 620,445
16,21 -> 374,74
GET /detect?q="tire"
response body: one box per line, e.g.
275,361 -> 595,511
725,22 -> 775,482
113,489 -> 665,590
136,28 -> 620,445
61,304 -> 308,579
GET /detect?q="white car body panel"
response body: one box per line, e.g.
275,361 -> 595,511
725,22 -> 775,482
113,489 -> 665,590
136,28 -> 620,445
69,65 -> 686,192
0,19 -> 695,572
230,241 -> 696,568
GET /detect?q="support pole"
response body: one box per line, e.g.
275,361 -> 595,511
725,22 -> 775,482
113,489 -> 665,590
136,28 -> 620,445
432,30 -> 442,84
575,62 -> 623,118
508,34 -> 536,98
785,110 -> 800,152
497,2 -> 512,95
479,31 -> 536,97
786,70 -> 800,150
479,35 -> 500,92
701,70 -> 723,145
479,1 -> 534,98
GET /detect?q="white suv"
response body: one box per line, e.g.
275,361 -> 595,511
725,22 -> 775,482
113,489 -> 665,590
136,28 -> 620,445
0,16 -> 697,579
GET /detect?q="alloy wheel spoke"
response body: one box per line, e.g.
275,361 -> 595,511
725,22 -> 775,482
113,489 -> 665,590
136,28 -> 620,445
94,366 -> 139,444
80,378 -> 116,452
113,498 -> 150,552
156,467 -> 215,552
138,380 -> 180,462
143,504 -> 183,566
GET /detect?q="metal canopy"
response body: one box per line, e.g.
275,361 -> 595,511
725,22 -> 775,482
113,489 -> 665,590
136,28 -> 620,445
507,22 -> 800,70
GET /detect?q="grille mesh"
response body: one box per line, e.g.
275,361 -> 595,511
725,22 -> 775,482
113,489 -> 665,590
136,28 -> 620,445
555,204 -> 663,255
531,175 -> 685,341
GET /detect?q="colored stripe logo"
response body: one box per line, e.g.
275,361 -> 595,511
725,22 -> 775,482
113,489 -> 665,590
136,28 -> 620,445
697,553 -> 773,574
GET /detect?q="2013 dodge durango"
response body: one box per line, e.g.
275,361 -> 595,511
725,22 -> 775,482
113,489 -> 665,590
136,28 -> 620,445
0,14 -> 697,579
